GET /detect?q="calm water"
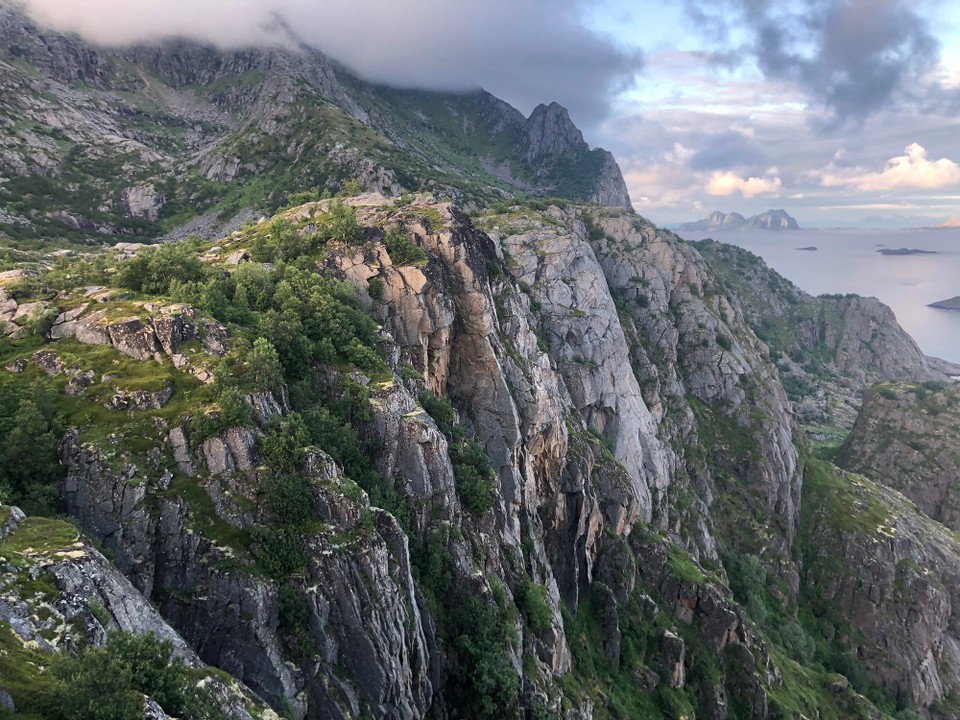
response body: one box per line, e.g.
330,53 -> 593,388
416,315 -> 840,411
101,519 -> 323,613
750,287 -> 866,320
686,228 -> 960,363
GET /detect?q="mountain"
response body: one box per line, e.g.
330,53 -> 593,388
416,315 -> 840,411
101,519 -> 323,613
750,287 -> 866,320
3,4 -> 960,720
676,210 -> 747,232
0,3 -> 629,244
934,217 -> 960,229
743,209 -> 800,230
677,208 -> 800,232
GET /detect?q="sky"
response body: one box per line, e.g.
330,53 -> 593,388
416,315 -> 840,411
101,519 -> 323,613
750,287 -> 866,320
18,0 -> 960,228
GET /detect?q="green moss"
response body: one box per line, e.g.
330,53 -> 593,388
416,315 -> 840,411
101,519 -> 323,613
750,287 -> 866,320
163,474 -> 251,558
665,545 -> 706,584
803,457 -> 893,537
560,588 -> 702,719
516,579 -> 552,633
0,517 -> 79,562
0,621 -> 54,718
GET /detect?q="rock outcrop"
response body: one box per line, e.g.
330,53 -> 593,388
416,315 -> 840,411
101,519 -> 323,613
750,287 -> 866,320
840,381 -> 960,530
57,411 -> 434,719
802,461 -> 960,708
695,240 -> 946,430
0,505 -> 276,719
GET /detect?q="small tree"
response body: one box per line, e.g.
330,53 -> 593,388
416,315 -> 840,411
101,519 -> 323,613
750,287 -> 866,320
249,337 -> 284,392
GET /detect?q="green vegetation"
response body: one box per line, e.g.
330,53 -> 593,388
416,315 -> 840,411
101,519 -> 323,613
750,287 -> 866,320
516,579 -> 552,633
410,527 -> 521,718
793,455 -> 910,715
446,592 -> 521,718
419,391 -> 496,515
0,628 -> 228,720
382,226 -> 428,267
0,517 -> 78,562
0,376 -> 65,514
560,588 -> 700,719
116,241 -> 206,295
248,204 -> 364,263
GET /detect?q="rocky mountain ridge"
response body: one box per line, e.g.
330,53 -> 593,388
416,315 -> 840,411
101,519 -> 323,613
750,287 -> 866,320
0,2 -> 629,245
0,193 -> 957,718
693,239 -> 953,433
677,209 -> 800,233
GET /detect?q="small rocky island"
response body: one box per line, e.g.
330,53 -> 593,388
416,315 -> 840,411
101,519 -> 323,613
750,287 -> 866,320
929,296 -> 960,310
878,248 -> 937,256
797,246 -> 818,251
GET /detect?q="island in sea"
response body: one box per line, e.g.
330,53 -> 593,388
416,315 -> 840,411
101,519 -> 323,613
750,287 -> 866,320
675,209 -> 800,232
929,296 -> 960,310
877,248 -> 938,256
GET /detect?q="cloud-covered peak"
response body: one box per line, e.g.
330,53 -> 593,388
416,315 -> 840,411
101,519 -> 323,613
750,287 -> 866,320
18,0 -> 643,126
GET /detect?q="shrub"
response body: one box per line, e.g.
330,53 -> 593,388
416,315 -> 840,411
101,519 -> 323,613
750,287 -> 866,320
191,386 -> 253,442
452,441 -> 495,515
116,242 -> 206,295
516,580 -> 552,633
261,471 -> 313,525
447,594 -> 520,718
411,528 -> 453,602
259,414 -> 310,474
278,582 -> 315,655
251,526 -> 307,578
41,632 -> 227,720
368,277 -> 384,301
419,391 -> 459,438
0,379 -> 64,514
248,337 -> 283,392
383,226 -> 428,266
318,201 -> 364,245
419,391 -> 495,514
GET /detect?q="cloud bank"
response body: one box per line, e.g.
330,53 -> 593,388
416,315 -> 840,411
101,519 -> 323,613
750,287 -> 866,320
19,0 -> 641,125
706,172 -> 782,198
819,143 -> 960,191
683,0 -> 940,123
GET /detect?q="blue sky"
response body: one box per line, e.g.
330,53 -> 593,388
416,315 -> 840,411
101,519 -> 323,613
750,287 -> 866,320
579,1 -> 960,227
21,0 -> 960,228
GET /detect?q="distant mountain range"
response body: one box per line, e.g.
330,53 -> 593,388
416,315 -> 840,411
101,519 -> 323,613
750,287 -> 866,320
675,209 -> 800,232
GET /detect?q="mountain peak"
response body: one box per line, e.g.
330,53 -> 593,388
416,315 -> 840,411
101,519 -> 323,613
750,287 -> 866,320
677,208 -> 799,233
524,102 -> 585,162
0,4 -> 633,241
745,209 -> 800,230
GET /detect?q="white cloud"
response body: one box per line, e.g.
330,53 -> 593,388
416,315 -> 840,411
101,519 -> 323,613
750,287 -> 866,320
706,172 -> 782,198
18,0 -> 640,124
819,143 -> 960,191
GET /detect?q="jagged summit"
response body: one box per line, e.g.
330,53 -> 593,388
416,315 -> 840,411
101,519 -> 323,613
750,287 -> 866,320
0,2 -> 630,244
524,102 -> 585,161
677,208 -> 800,232
745,208 -> 799,230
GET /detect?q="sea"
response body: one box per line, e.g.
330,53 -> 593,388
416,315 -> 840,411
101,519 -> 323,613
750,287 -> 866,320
683,228 -> 960,364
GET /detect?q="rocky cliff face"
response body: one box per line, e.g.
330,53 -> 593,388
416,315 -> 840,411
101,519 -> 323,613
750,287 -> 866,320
695,240 -> 947,433
840,381 -> 960,531
57,409 -> 434,719
0,503 -> 276,718
801,459 -> 960,710
1,109 -> 959,720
